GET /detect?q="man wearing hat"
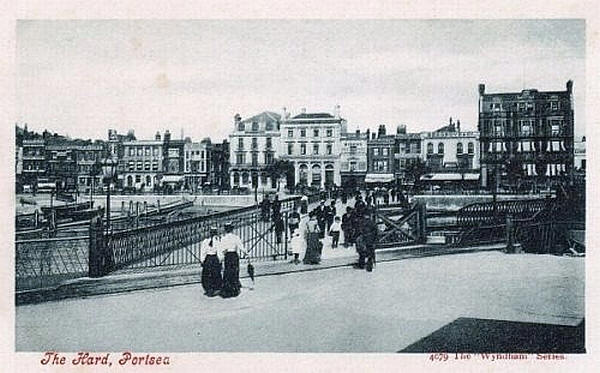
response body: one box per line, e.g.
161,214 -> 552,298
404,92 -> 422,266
200,226 -> 223,297
315,200 -> 327,239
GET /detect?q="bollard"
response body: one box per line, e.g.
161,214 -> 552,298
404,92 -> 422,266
157,199 -> 161,213
121,201 -> 126,215
129,200 -> 133,214
505,214 -> 514,253
143,201 -> 148,215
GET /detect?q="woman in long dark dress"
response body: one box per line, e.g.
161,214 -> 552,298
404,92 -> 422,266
200,227 -> 223,297
219,223 -> 248,298
303,215 -> 322,264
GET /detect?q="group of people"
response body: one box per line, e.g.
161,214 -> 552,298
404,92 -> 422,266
200,222 -> 248,298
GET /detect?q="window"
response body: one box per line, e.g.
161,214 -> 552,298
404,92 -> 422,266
300,129 -> 306,137
326,144 -> 332,155
152,161 -> 158,171
288,129 -> 293,137
382,148 -> 389,156
252,153 -> 258,166
349,161 -> 357,171
313,129 -> 319,137
145,147 -> 150,156
135,175 -> 141,183
144,161 -> 151,171
374,148 -> 380,156
236,154 -> 245,165
521,122 -> 532,136
492,103 -> 501,111
526,102 -> 534,111
128,161 -> 135,171
518,102 -> 525,111
313,144 -> 319,155
252,122 -> 259,131
287,143 -> 293,155
265,153 -> 274,164
551,121 -> 561,136
153,147 -> 159,156
438,143 -> 444,154
457,143 -> 463,154
266,122 -> 273,131
301,144 -> 306,155
468,142 -> 474,154
427,143 -> 433,155
551,101 -> 559,110
252,138 -> 258,149
494,120 -> 504,136
238,123 -> 245,131
238,138 -> 244,150
374,160 -> 387,172
233,173 -> 239,184
129,147 -> 134,156
137,147 -> 143,156
349,145 -> 357,154
137,161 -> 143,171
266,137 -> 272,149
326,129 -> 333,137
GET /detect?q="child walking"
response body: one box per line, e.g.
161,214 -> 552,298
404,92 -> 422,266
329,216 -> 341,249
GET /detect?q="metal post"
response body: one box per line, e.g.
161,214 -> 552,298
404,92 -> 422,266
106,180 -> 111,233
505,214 -> 514,253
284,212 -> 288,260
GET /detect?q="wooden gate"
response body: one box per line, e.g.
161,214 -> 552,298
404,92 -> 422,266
375,203 -> 427,248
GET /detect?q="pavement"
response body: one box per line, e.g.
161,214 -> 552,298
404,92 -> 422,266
15,251 -> 585,352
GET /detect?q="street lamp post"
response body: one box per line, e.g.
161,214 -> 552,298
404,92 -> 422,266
101,157 -> 117,233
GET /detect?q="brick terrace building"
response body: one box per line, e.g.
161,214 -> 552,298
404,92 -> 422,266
339,129 -> 368,188
478,81 -> 574,189
365,125 -> 396,185
184,138 -> 212,192
394,125 -> 422,185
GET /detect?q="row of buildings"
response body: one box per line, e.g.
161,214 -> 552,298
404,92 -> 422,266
16,81 -> 584,194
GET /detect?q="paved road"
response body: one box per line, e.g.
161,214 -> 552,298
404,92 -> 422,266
16,251 -> 584,352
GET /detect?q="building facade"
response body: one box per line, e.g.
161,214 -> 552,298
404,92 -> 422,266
420,118 -> 480,187
366,125 -> 396,184
339,129 -> 368,188
395,126 -> 422,185
280,107 -> 345,188
478,81 -> 575,189
184,138 -> 211,192
574,136 -> 586,171
21,139 -> 46,188
228,111 -> 281,190
211,140 -> 230,191
122,139 -> 163,191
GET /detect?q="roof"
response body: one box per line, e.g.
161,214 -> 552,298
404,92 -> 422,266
242,111 -> 281,124
291,113 -> 334,119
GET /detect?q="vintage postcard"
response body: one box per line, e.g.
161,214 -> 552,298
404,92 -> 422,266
2,1 -> 598,372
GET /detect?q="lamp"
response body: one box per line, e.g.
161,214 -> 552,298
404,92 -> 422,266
101,157 -> 117,231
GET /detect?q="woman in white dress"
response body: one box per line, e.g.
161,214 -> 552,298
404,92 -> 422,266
219,222 -> 248,298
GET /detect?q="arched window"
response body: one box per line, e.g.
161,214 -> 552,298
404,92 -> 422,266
127,175 -> 133,187
237,122 -> 245,131
233,172 -> 239,185
438,143 -> 444,154
299,164 -> 308,183
427,143 -> 433,154
468,142 -> 474,154
241,172 -> 249,184
457,143 -> 463,154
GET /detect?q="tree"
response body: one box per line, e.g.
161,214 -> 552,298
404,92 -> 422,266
265,160 -> 294,191
405,159 -> 429,190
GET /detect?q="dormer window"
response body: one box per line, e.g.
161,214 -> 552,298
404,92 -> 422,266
252,122 -> 259,131
238,123 -> 245,131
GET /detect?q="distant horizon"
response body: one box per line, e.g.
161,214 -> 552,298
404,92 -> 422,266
17,20 -> 585,142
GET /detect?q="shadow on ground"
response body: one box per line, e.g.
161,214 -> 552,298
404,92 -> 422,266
399,317 -> 585,353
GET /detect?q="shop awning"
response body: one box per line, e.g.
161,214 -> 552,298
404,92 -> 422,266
420,173 -> 480,181
162,175 -> 184,183
365,173 -> 395,183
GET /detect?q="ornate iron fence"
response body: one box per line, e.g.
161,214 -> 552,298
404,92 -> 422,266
102,196 -> 300,272
456,198 -> 555,227
15,236 -> 89,291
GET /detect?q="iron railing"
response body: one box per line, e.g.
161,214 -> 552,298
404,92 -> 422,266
104,196 -> 300,272
15,236 -> 89,291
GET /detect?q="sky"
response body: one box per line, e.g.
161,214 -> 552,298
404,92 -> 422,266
16,19 -> 586,142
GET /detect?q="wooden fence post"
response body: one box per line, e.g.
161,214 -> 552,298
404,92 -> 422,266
88,215 -> 104,277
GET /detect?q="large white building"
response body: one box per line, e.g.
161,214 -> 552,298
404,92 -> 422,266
419,118 -> 480,185
280,107 -> 346,188
228,111 -> 281,190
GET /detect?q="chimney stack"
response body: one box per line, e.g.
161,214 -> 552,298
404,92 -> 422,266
164,130 -> 171,142
155,131 -> 161,141
456,120 -> 461,132
566,80 -> 573,93
334,104 -> 341,118
479,84 -> 485,95
301,107 -> 306,114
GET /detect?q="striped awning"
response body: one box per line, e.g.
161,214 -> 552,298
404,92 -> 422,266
364,173 -> 395,183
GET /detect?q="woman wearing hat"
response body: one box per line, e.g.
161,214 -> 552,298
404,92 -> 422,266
200,226 -> 223,297
219,222 -> 248,298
